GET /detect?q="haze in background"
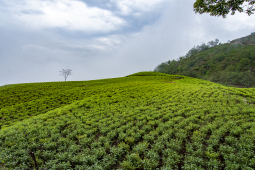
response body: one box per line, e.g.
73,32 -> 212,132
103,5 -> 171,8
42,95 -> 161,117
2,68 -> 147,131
1,0 -> 255,86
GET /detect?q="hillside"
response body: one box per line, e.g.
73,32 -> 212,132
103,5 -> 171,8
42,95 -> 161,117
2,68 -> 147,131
230,33 -> 255,45
0,72 -> 255,169
154,34 -> 255,87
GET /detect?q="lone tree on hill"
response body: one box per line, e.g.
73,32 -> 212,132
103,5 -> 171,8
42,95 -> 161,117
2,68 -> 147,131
194,0 -> 255,18
60,69 -> 72,81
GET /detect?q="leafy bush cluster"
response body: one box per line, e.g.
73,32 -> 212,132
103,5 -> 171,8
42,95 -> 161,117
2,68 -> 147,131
0,75 -> 177,128
0,81 -> 106,128
0,75 -> 255,169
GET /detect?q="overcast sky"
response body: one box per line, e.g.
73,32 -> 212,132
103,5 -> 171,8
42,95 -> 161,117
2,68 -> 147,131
1,0 -> 255,86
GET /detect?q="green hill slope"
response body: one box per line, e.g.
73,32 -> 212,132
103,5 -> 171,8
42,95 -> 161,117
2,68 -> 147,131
0,72 -> 255,169
230,33 -> 255,45
154,34 -> 255,87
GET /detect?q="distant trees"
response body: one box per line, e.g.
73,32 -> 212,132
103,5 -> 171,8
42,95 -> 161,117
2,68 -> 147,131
154,38 -> 221,74
236,58 -> 250,71
154,38 -> 255,87
207,38 -> 220,48
184,39 -> 220,59
60,69 -> 72,81
154,62 -> 168,73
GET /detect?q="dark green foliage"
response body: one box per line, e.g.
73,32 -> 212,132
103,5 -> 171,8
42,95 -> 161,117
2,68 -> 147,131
154,35 -> 255,87
193,0 -> 255,18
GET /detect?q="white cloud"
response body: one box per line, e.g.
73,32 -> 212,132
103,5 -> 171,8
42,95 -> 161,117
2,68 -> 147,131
221,12 -> 255,32
2,0 -> 255,87
0,0 -> 126,33
48,33 -> 129,53
113,0 -> 167,15
92,35 -> 129,50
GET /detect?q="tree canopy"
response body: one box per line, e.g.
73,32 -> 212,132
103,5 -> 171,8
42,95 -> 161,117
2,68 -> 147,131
193,0 -> 255,18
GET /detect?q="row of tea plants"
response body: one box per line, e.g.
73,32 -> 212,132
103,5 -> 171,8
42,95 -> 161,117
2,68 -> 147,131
0,72 -> 255,169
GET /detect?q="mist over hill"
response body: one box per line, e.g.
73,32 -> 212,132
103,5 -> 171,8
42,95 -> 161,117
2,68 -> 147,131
154,33 -> 255,87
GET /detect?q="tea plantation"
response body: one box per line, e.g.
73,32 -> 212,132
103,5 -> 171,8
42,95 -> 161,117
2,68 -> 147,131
0,72 -> 255,169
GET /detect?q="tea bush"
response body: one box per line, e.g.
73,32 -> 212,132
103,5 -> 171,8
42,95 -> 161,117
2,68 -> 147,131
0,72 -> 255,169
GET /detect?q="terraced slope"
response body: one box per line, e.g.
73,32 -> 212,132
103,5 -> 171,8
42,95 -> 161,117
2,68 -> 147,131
0,72 -> 255,169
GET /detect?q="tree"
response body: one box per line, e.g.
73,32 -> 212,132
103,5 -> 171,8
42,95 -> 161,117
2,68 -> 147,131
214,38 -> 220,46
207,40 -> 215,48
207,38 -> 219,47
60,69 -> 72,81
194,0 -> 255,18
154,62 -> 169,73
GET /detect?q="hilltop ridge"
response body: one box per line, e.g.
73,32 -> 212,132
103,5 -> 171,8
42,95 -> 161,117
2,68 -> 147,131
230,33 -> 255,45
154,34 -> 255,87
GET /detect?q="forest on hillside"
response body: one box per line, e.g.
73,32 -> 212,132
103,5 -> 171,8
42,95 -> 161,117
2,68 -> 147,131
154,34 -> 255,87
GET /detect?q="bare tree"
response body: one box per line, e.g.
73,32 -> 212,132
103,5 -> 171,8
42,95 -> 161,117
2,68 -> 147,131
60,69 -> 72,81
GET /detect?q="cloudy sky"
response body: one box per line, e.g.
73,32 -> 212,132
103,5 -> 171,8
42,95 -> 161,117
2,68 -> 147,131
1,0 -> 255,86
